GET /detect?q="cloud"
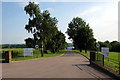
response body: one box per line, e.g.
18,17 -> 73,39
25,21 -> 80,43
86,3 -> 118,41
46,8 -> 54,12
41,8 -> 54,13
76,2 -> 118,41
18,2 -> 28,8
1,0 -> 119,2
76,6 -> 101,17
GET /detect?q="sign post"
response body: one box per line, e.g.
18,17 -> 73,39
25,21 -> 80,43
96,43 -> 100,52
96,43 -> 100,60
35,45 -> 39,57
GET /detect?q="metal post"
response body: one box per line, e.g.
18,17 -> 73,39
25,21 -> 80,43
118,53 -> 120,74
41,41 -> 43,57
41,29 -> 44,57
102,55 -> 104,66
119,61 -> 120,74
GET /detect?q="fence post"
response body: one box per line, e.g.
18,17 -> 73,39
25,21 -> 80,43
5,51 -> 12,63
102,55 -> 104,66
119,61 -> 120,74
118,52 -> 120,74
90,51 -> 96,65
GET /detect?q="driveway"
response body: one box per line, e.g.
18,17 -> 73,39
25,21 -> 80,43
2,50 -> 113,78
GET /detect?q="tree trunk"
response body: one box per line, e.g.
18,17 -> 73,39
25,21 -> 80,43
80,49 -> 82,52
85,50 -> 87,53
41,52 -> 44,57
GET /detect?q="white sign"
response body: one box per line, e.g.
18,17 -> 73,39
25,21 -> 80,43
101,47 -> 109,57
35,45 -> 39,49
24,48 -> 33,56
96,43 -> 100,48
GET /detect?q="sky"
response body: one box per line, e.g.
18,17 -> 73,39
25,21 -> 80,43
1,0 -> 119,44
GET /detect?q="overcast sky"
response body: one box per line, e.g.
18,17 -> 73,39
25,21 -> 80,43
1,0 -> 119,44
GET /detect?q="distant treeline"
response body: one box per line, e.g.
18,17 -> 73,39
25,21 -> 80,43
1,43 -> 71,49
1,44 -> 27,48
98,40 -> 120,52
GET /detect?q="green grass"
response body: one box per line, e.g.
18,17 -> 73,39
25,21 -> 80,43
108,52 -> 119,60
74,50 -> 119,60
73,50 -> 120,73
74,50 -> 90,59
1,48 -> 64,61
0,48 -> 23,54
12,51 -> 64,61
1,48 -> 23,51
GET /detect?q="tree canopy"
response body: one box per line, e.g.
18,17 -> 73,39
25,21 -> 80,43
24,2 -> 67,56
98,41 -> 120,52
66,17 -> 96,52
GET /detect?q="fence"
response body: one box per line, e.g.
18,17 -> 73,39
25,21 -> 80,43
95,53 -> 104,66
104,57 -> 119,74
90,51 -> 120,76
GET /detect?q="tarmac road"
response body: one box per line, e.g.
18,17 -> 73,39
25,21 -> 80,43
2,50 -> 114,79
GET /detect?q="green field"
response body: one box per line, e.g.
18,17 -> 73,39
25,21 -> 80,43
0,48 -> 64,61
74,50 -> 119,60
74,50 -> 120,73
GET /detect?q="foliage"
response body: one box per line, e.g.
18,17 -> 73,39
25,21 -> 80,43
46,31 -> 66,52
1,44 -> 26,48
110,41 -> 120,52
66,17 -> 96,52
25,38 -> 35,48
98,40 -> 120,52
24,2 -> 67,56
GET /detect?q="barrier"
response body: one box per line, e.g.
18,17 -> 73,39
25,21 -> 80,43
2,51 -> 12,63
90,51 -> 120,78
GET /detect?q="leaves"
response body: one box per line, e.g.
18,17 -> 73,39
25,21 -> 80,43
24,2 -> 66,53
66,17 -> 96,51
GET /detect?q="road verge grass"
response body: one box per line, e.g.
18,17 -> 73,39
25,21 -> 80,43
73,50 -> 120,74
73,50 -> 90,59
13,50 -> 64,61
1,48 -> 64,61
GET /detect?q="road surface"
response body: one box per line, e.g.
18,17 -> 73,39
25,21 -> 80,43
2,50 -> 114,79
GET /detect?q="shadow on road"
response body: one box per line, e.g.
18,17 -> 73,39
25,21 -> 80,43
61,50 -> 81,57
72,63 -> 117,79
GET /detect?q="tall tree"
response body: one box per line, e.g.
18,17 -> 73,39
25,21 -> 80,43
24,2 -> 67,56
66,17 -> 96,52
66,17 -> 86,49
24,2 -> 58,56
24,2 -> 41,45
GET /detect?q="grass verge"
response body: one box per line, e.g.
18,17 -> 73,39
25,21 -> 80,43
73,50 -> 120,74
12,50 -> 64,61
73,50 -> 90,59
1,48 -> 64,61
